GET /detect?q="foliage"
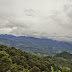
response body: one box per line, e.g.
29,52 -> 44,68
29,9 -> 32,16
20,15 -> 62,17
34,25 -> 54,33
0,45 -> 71,72
0,51 -> 12,72
29,66 -> 40,72
62,67 -> 70,72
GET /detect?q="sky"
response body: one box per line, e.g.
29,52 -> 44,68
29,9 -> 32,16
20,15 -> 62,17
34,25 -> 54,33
0,0 -> 72,41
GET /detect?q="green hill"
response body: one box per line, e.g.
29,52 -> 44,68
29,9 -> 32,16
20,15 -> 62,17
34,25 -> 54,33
43,51 -> 72,72
0,45 -> 71,72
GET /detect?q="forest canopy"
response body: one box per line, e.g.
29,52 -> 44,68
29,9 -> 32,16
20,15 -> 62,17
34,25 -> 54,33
0,45 -> 71,72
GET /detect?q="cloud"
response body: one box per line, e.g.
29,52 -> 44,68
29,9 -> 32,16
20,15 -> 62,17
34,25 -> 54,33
0,0 -> 72,41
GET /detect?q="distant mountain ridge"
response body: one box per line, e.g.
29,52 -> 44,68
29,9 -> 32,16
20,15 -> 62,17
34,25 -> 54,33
0,34 -> 72,56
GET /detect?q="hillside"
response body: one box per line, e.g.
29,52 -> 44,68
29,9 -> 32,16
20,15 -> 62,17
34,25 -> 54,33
0,45 -> 71,72
0,34 -> 72,56
44,51 -> 72,72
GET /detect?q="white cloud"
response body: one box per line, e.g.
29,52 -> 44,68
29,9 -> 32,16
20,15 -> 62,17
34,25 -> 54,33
0,0 -> 72,41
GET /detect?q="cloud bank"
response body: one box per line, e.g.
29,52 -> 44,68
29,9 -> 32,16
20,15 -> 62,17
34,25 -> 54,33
0,0 -> 72,41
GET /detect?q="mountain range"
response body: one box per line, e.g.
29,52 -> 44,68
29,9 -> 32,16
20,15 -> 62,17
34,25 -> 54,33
0,34 -> 72,56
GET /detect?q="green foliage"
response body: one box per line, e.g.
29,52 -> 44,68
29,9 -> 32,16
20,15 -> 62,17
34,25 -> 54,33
0,45 -> 71,72
29,66 -> 40,72
62,67 -> 70,72
7,70 -> 11,72
51,66 -> 61,72
0,51 -> 12,72
51,66 -> 54,72
10,64 -> 18,72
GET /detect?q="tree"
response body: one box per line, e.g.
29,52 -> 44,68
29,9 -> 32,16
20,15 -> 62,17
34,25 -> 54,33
0,51 -> 12,72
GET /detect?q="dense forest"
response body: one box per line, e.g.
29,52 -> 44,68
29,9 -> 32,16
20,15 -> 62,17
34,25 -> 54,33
0,45 -> 71,72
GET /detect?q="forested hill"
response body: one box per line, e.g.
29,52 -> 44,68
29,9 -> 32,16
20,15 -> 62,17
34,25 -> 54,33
55,51 -> 72,59
0,45 -> 71,72
0,34 -> 72,56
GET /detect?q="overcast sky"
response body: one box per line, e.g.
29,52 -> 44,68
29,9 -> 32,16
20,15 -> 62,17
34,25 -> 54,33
0,0 -> 72,41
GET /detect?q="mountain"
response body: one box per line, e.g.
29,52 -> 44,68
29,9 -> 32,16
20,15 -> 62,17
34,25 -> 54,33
0,34 -> 72,56
0,45 -> 71,72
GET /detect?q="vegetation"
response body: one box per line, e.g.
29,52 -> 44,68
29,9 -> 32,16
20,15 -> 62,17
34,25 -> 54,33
0,45 -> 71,72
